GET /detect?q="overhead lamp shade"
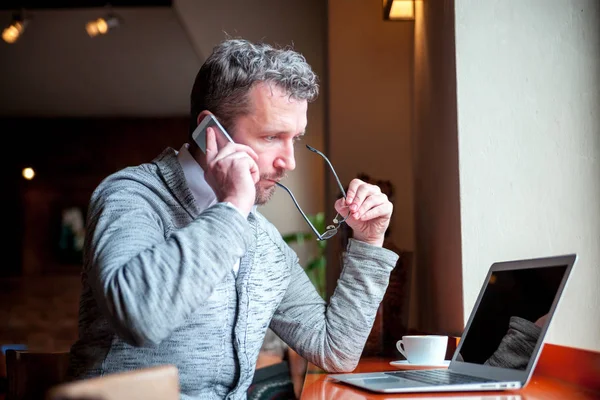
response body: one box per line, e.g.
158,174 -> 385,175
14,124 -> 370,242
383,0 -> 415,21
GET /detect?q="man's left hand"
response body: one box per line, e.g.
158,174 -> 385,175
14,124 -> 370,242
334,178 -> 393,247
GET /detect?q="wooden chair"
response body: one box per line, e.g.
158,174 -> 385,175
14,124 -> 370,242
46,365 -> 179,400
5,350 -> 70,400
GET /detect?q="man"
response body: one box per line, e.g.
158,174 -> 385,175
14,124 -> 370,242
69,39 -> 399,399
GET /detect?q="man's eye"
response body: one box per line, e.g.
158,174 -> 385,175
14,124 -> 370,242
265,136 -> 277,141
293,136 -> 303,143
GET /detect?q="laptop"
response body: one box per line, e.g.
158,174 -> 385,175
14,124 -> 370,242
332,254 -> 576,393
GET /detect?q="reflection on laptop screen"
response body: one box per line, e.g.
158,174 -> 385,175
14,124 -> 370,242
458,265 -> 567,370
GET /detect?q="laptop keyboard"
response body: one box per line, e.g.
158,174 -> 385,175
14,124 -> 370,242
384,370 -> 496,386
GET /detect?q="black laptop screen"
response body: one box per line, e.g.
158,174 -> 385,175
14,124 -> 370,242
457,265 -> 567,370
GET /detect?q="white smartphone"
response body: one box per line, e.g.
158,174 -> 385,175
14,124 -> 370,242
191,114 -> 234,154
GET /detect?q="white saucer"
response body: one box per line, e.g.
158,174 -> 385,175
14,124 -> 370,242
389,360 -> 450,368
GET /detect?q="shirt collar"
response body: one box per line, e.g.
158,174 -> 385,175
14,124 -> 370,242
176,143 -> 257,215
177,143 -> 217,212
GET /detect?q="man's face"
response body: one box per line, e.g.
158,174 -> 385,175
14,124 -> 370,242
231,82 -> 308,205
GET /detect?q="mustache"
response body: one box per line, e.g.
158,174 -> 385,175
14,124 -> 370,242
261,171 -> 287,182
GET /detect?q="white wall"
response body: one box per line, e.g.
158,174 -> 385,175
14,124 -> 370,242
455,0 -> 600,351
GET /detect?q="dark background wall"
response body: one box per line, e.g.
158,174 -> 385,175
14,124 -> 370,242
1,117 -> 188,276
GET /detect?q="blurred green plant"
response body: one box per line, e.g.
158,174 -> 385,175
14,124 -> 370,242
281,212 -> 327,299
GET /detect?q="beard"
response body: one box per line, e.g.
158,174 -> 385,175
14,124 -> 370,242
255,171 -> 286,205
255,185 -> 276,205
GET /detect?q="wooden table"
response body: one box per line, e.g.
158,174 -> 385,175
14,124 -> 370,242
299,357 -> 599,400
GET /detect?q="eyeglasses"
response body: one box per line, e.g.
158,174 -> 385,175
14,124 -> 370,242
275,145 -> 350,241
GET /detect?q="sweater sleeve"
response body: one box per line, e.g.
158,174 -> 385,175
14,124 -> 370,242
86,179 -> 253,347
484,316 -> 541,369
269,239 -> 398,373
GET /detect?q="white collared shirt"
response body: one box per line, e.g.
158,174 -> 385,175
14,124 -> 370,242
177,143 -> 241,277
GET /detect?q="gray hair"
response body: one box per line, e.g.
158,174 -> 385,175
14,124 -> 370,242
189,39 -> 319,136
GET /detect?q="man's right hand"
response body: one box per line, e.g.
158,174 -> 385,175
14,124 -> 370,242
204,127 -> 259,217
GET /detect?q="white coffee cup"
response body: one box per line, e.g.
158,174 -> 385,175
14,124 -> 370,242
396,335 -> 448,364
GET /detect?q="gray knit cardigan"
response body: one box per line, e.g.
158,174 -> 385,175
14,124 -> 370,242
68,148 -> 399,399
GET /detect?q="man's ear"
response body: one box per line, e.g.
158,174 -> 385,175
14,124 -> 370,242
196,110 -> 212,127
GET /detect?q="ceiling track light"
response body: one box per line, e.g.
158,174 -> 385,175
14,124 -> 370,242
86,13 -> 121,38
2,11 -> 30,44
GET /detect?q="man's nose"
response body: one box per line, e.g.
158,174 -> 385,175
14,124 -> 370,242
274,142 -> 296,171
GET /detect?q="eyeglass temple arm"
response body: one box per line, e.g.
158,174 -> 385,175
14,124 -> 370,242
275,182 -> 323,240
306,145 -> 347,198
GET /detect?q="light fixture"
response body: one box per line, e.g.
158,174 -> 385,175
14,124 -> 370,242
2,11 -> 29,44
85,14 -> 121,38
22,167 -> 35,180
383,0 -> 415,21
